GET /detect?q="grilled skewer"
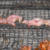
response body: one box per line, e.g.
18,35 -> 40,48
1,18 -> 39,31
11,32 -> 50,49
28,18 -> 45,27
35,39 -> 50,50
7,15 -> 23,23
0,15 -> 50,27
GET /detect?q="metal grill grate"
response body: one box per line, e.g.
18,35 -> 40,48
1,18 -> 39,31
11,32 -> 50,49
0,29 -> 50,50
0,0 -> 50,50
0,0 -> 50,9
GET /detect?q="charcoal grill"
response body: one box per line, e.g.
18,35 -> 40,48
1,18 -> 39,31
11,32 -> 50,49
0,0 -> 50,50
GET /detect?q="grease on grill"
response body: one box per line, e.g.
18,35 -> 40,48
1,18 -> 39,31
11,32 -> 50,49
20,39 -> 23,45
0,37 -> 3,47
4,37 -> 9,45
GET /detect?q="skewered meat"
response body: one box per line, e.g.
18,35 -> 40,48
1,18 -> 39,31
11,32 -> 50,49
1,18 -> 7,24
1,15 -> 50,27
28,20 -> 34,27
0,18 -> 7,24
35,39 -> 50,50
33,18 -> 45,26
22,20 -> 29,25
45,20 -> 50,26
7,20 -> 15,26
28,18 -> 45,27
28,19 -> 42,27
7,15 -> 23,23
0,17 -> 15,26
19,45 -> 31,50
7,15 -> 19,22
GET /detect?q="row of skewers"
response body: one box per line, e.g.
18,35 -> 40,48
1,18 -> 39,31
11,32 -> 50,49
19,39 -> 50,50
0,15 -> 50,27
